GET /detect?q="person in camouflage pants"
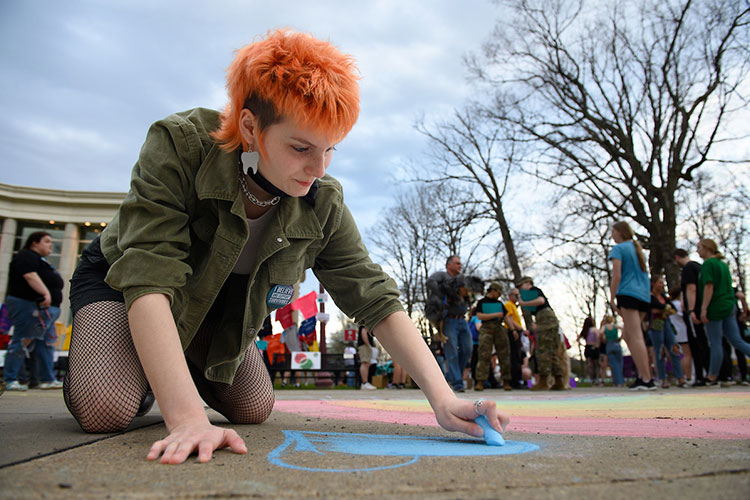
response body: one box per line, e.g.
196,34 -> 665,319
517,276 -> 564,390
474,282 -> 512,391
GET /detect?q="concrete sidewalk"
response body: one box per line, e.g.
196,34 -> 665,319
1,386 -> 749,499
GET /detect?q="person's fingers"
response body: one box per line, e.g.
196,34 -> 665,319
197,439 -> 214,463
222,429 -> 247,455
147,439 -> 167,461
160,441 -> 181,464
168,441 -> 196,465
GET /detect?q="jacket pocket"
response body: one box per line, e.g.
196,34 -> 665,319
268,257 -> 306,285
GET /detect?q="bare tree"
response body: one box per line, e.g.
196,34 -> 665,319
679,172 -> 750,292
368,182 -> 488,337
468,0 -> 750,289
415,105 -> 528,283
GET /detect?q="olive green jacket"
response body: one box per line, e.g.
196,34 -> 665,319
100,108 -> 403,383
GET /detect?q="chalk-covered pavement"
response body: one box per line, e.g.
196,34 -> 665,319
1,387 -> 748,499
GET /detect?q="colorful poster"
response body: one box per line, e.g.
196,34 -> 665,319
291,351 -> 321,370
293,291 -> 318,319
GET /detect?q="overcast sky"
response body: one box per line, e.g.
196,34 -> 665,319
0,0 -> 500,230
0,0 -> 508,333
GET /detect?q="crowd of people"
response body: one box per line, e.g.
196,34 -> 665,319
423,222 -> 750,392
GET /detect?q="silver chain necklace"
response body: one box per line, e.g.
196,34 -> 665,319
239,172 -> 280,207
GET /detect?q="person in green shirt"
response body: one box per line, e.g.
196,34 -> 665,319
697,238 -> 750,383
63,29 -> 509,465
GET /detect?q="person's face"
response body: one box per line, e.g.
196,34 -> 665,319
243,112 -> 336,197
696,242 -> 708,259
509,289 -> 520,303
488,289 -> 500,299
520,281 -> 531,291
652,277 -> 664,294
611,227 -> 623,243
32,235 -> 53,257
446,257 -> 462,276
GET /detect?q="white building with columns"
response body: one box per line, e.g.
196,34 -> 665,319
0,182 -> 125,325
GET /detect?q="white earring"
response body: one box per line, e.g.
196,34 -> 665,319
241,151 -> 259,175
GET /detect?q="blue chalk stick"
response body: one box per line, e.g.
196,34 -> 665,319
475,414 -> 505,446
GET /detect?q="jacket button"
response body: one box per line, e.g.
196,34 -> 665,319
276,237 -> 283,243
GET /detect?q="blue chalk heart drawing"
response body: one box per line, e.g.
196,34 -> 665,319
268,430 -> 539,472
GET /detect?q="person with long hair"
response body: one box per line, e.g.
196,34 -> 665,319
63,30 -> 509,465
608,221 -> 656,390
578,316 -> 600,385
697,239 -> 750,385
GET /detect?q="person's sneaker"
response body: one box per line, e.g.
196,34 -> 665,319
39,380 -> 63,390
740,380 -> 750,386
474,381 -> 484,391
629,378 -> 657,391
453,385 -> 465,393
691,379 -> 707,387
503,382 -> 513,391
6,381 -> 29,391
720,380 -> 733,388
361,382 -> 377,390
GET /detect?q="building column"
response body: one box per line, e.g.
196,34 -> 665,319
58,223 -> 80,325
0,217 -> 18,303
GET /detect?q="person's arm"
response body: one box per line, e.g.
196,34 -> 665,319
21,272 -> 51,307
476,311 -> 505,321
373,311 -> 509,436
610,259 -> 622,313
700,283 -> 714,324
360,328 -> 372,347
128,294 -> 246,465
685,283 -> 701,325
518,296 -> 545,307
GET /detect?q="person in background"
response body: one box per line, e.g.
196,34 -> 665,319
697,239 -> 750,386
674,248 -> 711,387
667,286 -> 692,384
517,277 -> 565,391
578,316 -> 601,385
468,306 -> 481,389
608,221 -> 656,391
649,276 -> 685,388
426,256 -> 473,393
504,288 -> 526,388
3,232 -> 64,391
602,315 -> 624,387
358,325 -> 377,390
474,282 -> 511,391
391,361 -> 408,389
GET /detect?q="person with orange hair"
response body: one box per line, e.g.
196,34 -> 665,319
63,30 -> 509,465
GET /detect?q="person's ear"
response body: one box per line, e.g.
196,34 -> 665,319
239,109 -> 259,148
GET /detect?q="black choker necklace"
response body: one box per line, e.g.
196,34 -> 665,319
237,152 -> 319,207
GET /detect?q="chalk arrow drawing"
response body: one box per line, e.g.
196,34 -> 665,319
268,430 -> 539,472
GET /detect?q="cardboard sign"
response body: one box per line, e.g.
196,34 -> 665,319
291,351 -> 321,370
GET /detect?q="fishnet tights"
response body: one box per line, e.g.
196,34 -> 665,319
63,301 -> 274,433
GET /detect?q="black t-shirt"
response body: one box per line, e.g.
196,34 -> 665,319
7,249 -> 64,306
476,297 -> 507,323
357,327 -> 375,347
680,261 -> 702,311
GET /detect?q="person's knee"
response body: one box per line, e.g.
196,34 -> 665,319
227,391 -> 275,425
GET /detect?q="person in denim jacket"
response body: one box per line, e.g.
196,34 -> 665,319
63,30 -> 509,464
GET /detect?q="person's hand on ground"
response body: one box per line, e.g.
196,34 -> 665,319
433,397 -> 509,439
147,420 -> 247,464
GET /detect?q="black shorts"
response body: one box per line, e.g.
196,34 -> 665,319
616,294 -> 650,313
584,345 -> 600,359
69,237 -> 124,316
